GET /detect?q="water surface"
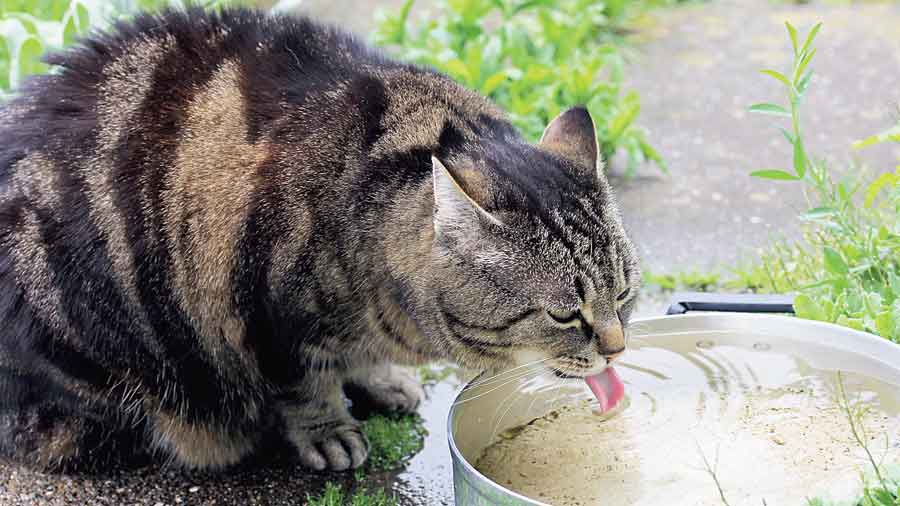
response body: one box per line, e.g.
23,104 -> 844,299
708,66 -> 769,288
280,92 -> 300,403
475,331 -> 900,505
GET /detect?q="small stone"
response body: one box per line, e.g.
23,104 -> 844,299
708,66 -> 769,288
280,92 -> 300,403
188,486 -> 200,493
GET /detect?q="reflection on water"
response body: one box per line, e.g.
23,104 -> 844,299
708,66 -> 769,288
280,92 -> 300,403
473,332 -> 900,506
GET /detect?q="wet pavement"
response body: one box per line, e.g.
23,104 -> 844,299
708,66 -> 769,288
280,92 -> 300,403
613,0 -> 900,273
2,0 -> 900,504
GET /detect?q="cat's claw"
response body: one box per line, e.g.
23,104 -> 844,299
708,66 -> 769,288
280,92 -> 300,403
296,425 -> 368,472
346,363 -> 425,414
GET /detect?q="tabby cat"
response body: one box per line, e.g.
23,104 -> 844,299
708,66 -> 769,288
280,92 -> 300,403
0,7 -> 640,472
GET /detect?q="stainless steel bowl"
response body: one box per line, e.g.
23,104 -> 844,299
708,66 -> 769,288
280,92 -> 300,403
448,313 -> 900,506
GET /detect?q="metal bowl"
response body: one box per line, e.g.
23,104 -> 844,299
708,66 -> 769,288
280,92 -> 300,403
447,313 -> 900,506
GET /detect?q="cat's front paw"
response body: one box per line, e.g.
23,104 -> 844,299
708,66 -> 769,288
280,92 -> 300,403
290,421 -> 369,472
345,363 -> 425,414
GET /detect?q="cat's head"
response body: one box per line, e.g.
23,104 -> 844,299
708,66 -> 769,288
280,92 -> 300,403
427,107 -> 640,377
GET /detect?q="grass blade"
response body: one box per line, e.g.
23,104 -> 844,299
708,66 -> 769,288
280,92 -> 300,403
748,103 -> 790,117
785,21 -> 798,56
800,22 -> 823,56
750,169 -> 800,181
760,69 -> 792,88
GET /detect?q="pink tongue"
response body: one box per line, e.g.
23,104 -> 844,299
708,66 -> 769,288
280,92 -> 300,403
584,367 -> 625,413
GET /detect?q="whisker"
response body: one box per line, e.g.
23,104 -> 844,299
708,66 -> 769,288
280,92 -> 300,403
489,381 -> 527,443
453,369 -> 546,407
467,358 -> 553,389
523,369 -> 553,422
545,361 -> 575,415
626,323 -> 652,338
464,367 -> 548,395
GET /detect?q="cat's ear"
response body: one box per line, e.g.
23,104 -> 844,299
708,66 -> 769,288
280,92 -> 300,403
431,155 -> 502,237
539,106 -> 601,176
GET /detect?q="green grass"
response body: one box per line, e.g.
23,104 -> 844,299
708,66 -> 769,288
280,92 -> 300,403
372,0 -> 670,177
304,414 -> 425,504
416,363 -> 458,386
306,482 -> 397,506
735,21 -> 899,343
303,414 -> 425,504
643,269 -> 723,292
644,21 -> 899,347
361,413 -> 427,472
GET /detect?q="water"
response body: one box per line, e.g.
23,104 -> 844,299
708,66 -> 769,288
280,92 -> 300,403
474,332 -> 900,506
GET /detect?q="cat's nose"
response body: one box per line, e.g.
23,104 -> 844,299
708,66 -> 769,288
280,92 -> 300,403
596,322 -> 626,359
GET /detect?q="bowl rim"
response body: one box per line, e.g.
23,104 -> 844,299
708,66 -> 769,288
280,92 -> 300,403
446,312 -> 900,505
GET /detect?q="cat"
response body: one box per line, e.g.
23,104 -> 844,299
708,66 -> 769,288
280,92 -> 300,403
0,7 -> 640,472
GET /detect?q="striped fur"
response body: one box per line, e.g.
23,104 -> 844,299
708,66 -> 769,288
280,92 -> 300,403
0,7 -> 639,472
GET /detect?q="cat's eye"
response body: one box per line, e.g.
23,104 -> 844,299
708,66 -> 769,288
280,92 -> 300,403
616,287 -> 631,302
546,308 -> 579,325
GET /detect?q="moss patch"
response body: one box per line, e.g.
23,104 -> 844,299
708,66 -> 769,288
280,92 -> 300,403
306,482 -> 397,506
361,413 -> 427,472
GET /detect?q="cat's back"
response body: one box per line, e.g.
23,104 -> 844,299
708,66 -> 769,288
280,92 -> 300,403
0,7 -> 411,361
0,7 -> 392,170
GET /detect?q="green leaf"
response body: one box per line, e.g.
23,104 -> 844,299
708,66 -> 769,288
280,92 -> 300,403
801,206 -> 837,220
798,278 -> 843,290
853,124 -> 900,149
17,36 -> 46,84
796,69 -> 813,96
785,21 -> 798,56
441,58 -> 472,83
480,71 -> 507,96
794,293 -> 826,321
890,272 -> 900,298
638,138 -> 667,173
748,103 -> 790,117
76,3 -> 91,33
462,43 -> 483,86
607,96 -> 640,142
835,315 -> 865,332
864,171 -> 899,207
823,246 -> 849,275
800,22 -> 823,57
63,13 -> 79,47
750,169 -> 800,181
778,127 -> 795,145
760,69 -> 791,88
871,488 -> 895,506
794,48 -> 816,84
